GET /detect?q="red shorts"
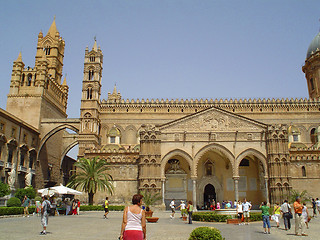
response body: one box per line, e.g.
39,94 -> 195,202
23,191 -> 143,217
123,230 -> 143,240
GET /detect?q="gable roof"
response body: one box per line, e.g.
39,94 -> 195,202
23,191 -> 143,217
159,106 -> 267,132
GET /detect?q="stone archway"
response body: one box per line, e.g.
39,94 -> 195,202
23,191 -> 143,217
161,150 -> 193,208
235,149 -> 268,204
161,149 -> 193,178
197,176 -> 223,209
59,140 -> 78,185
194,143 -> 234,208
235,148 -> 268,178
204,184 -> 216,209
36,120 -> 80,188
194,143 -> 235,176
38,123 -> 79,159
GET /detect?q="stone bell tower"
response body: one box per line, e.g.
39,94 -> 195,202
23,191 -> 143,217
78,39 -> 103,157
6,18 -> 69,188
6,18 -> 68,129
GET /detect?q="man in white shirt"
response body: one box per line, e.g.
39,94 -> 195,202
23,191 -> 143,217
169,199 -> 175,218
316,198 -> 320,214
242,199 -> 252,225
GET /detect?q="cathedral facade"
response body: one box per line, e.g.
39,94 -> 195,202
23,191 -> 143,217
1,19 -> 320,208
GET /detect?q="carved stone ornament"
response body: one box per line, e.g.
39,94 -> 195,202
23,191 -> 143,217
166,159 -> 186,174
160,108 -> 265,132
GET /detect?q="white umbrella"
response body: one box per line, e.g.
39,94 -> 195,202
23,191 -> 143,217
37,188 -> 57,197
50,184 -> 83,195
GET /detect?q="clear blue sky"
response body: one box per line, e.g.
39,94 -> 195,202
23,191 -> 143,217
1,0 -> 319,119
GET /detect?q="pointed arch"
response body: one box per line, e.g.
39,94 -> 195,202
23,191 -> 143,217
37,124 -> 79,160
161,149 -> 193,178
124,125 -> 138,144
60,140 -> 78,168
43,40 -> 52,55
194,143 -> 235,176
235,148 -> 267,177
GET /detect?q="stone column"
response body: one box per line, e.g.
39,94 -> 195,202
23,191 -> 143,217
192,179 -> 197,211
264,177 -> 269,204
161,179 -> 165,204
233,176 -> 240,202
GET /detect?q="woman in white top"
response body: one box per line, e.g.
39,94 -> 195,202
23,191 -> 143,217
237,200 -> 243,225
302,202 -> 309,229
120,194 -> 146,240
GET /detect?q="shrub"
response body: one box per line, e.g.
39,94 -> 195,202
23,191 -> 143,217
192,211 -> 262,222
0,182 -> 10,197
80,205 -> 125,211
192,212 -> 231,222
249,212 -> 262,221
0,206 -> 35,216
189,227 -> 224,240
14,187 -> 36,201
7,197 -> 21,207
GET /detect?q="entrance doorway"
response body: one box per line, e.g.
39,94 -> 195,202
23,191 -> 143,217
204,184 -> 216,209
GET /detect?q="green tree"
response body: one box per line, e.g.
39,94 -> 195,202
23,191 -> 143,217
0,181 -> 10,197
67,157 -> 114,205
15,186 -> 36,201
288,190 -> 310,203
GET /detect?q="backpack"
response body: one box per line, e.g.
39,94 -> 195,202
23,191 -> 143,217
46,200 -> 51,214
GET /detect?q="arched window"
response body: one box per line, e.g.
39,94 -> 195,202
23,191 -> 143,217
19,145 -> 28,166
108,127 -> 121,144
240,158 -> 250,166
87,87 -> 92,99
88,70 -> 94,80
44,46 -> 51,55
288,125 -> 301,142
310,128 -> 317,144
89,56 -> 95,62
20,151 -> 25,166
7,149 -> 13,163
204,160 -> 215,176
29,151 -> 36,168
83,112 -> 92,130
310,78 -> 315,90
302,166 -> 306,177
27,74 -> 32,86
21,74 -> 25,86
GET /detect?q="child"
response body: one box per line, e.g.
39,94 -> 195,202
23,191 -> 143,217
302,202 -> 309,229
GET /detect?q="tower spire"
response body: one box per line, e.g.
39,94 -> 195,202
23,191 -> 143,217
62,75 -> 67,86
47,16 -> 58,37
93,37 -> 98,51
113,84 -> 117,94
16,52 -> 23,62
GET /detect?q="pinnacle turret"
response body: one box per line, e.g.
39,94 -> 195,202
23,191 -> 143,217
47,16 -> 59,37
93,39 -> 98,51
15,52 -> 23,62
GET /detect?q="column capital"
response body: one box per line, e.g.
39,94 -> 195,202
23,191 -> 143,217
191,176 -> 197,181
232,176 -> 240,180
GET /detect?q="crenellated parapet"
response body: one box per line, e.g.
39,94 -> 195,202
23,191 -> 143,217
289,146 -> 320,161
101,97 -> 320,114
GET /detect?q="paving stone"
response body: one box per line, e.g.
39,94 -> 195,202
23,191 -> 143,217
0,211 -> 319,240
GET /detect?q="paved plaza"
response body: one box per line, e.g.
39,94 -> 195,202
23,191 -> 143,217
0,211 -> 319,240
